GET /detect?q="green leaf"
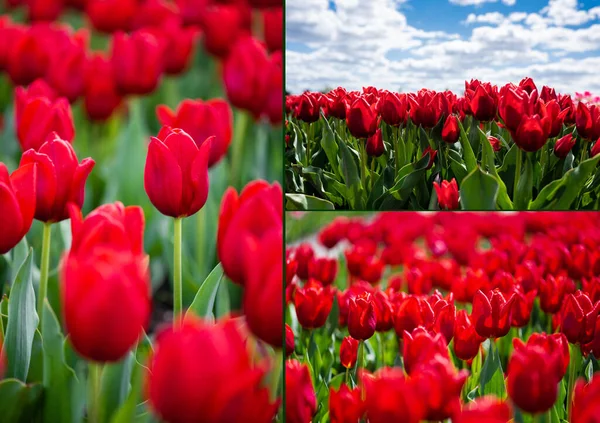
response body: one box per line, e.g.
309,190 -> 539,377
457,119 -> 478,172
101,353 -> 135,423
186,263 -> 224,321
338,140 -> 363,209
321,118 -> 340,174
460,167 -> 499,210
285,193 -> 335,210
0,379 -> 43,422
479,127 -> 513,210
479,343 -> 506,398
388,153 -> 430,203
215,277 -> 231,318
515,153 -> 534,210
5,250 -> 38,381
10,237 -> 29,285
324,298 -> 339,337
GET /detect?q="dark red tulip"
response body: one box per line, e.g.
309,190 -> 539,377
325,88 -> 348,120
86,0 -> 137,33
200,4 -> 248,58
340,336 -> 359,369
453,310 -> 484,361
559,291 -> 600,344
510,288 -> 537,328
441,115 -> 460,144
373,290 -> 393,332
0,162 -> 36,254
468,83 -> 498,122
576,102 -> 600,141
20,133 -> 94,223
286,255 -> 297,286
572,377 -> 600,423
518,77 -> 537,94
329,384 -> 365,423
217,180 -> 282,285
263,7 -> 282,52
308,256 -> 338,286
422,146 -> 438,170
433,179 -> 460,211
262,51 -> 283,125
393,296 -> 435,336
247,0 -> 280,7
83,53 -> 122,122
498,86 -> 536,132
546,99 -> 569,138
294,281 -> 335,329
508,338 -> 565,414
431,295 -> 456,343
46,31 -> 87,103
25,0 -> 65,21
157,99 -> 233,167
366,128 -> 384,157
378,92 -> 407,127
148,317 -> 278,423
318,217 -> 349,248
285,324 -> 295,357
539,274 -> 575,314
454,396 -> 512,423
409,90 -> 450,128
403,327 -> 448,375
513,114 -> 551,152
7,25 -> 50,86
144,127 -> 211,218
62,202 -> 150,362
223,36 -> 270,119
488,135 -> 502,152
471,289 -> 515,338
554,133 -> 576,159
592,139 -> 600,157
294,243 -> 314,280
111,30 -> 164,96
286,359 -> 317,423
347,292 -> 376,340
526,333 -> 570,377
294,92 -> 320,123
346,97 -> 378,139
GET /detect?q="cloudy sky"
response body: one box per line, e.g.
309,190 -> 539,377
286,0 -> 600,95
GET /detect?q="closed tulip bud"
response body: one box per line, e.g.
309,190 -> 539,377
431,296 -> 456,343
393,296 -> 435,336
318,217 -> 349,249
347,292 -> 376,340
16,95 -> 75,152
468,84 -> 498,122
507,339 -> 565,414
62,203 -> 150,362
83,53 -> 122,122
346,97 -> 378,139
539,274 -> 575,314
373,290 -> 393,332
223,36 -> 270,119
488,135 -> 502,152
144,127 -> 211,218
340,336 -> 359,368
308,256 -> 338,286
157,99 -> 233,167
554,133 -> 576,159
46,32 -> 87,103
571,376 -> 600,423
576,102 -> 600,141
442,115 -> 460,144
286,359 -> 317,423
366,128 -> 384,157
285,324 -> 295,357
454,396 -> 512,423
403,327 -> 448,375
294,243 -> 314,280
294,281 -> 335,329
513,115 -> 551,152
471,289 -> 515,338
86,0 -> 137,33
453,310 -> 485,361
149,22 -> 198,76
559,291 -> 600,344
14,79 -> 57,122
7,26 -> 49,86
422,146 -> 438,170
200,4 -> 248,58
592,139 -> 600,157
19,133 -> 94,222
329,384 -> 365,423
378,92 -> 407,127
217,180 -> 282,285
262,51 -> 283,125
0,162 -> 36,254
360,255 -> 384,285
263,7 -> 282,52
149,318 -> 278,423
409,90 -> 450,128
433,178 -> 459,211
294,92 -> 321,123
111,30 -> 164,96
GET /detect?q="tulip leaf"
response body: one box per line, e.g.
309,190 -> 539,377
285,194 -> 335,211
479,342 -> 506,399
321,117 -> 340,174
0,379 -> 43,422
460,167 -> 499,210
26,330 -> 43,383
515,152 -> 534,210
215,277 -> 232,318
101,353 -> 135,423
529,153 -> 600,210
186,263 -> 224,321
388,153 -> 430,203
5,249 -> 38,381
41,301 -> 78,423
366,166 -> 394,208
457,119 -> 478,172
324,298 -> 339,337
338,139 -> 363,209
479,127 -> 513,210
10,237 -> 29,286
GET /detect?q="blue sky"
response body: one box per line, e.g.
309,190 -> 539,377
286,0 -> 600,94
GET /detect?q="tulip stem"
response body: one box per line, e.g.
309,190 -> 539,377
393,126 -> 401,177
345,367 -> 350,385
369,158 -> 376,191
513,148 -> 522,201
37,222 -> 52,327
230,111 -> 250,188
88,362 -> 103,423
567,343 -> 581,419
173,218 -> 183,326
580,144 -> 587,164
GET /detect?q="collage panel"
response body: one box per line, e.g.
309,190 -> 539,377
285,211 -> 600,422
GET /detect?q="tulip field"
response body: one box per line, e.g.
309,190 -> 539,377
0,1 -> 283,422
285,212 -> 600,422
285,80 -> 600,211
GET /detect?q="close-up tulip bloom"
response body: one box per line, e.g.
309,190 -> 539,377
340,336 -> 360,369
471,289 -> 515,338
347,292 -> 376,340
294,281 -> 335,329
329,384 -> 365,423
346,97 -> 378,139
286,359 -> 317,423
433,178 -> 460,211
441,115 -> 460,144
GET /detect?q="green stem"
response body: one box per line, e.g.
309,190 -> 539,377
307,123 -> 313,166
567,343 -> 580,419
345,367 -> 350,385
513,148 -> 522,200
37,222 -> 52,326
377,332 -> 384,368
173,217 -> 183,326
359,141 -> 368,190
534,410 -> 550,423
547,313 -> 552,334
361,340 -> 367,370
394,126 -> 401,177
230,111 -> 250,187
580,144 -> 587,164
195,207 -> 206,282
369,157 -> 376,191
88,362 -> 103,423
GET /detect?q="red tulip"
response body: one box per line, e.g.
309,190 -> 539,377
539,274 -> 575,314
62,203 -> 150,362
366,128 -> 384,157
403,327 -> 448,375
286,359 -> 317,423
149,21 -> 198,75
346,97 -> 378,139
144,127 -> 211,218
308,256 -> 338,286
359,255 -> 384,285
519,77 -> 537,94
525,333 -> 570,377
223,36 -> 270,119
262,51 -> 283,125
86,0 -> 137,33
453,396 -> 512,423
200,4 -> 248,58
325,88 -> 348,120
373,290 -> 393,332
422,146 -> 438,170
0,162 -> 36,254
510,288 -> 537,328
453,310 -> 484,361
433,178 -> 460,211
431,295 -> 456,343
498,86 -> 536,132
441,115 -> 460,144
546,99 -> 569,138
508,338 -> 565,414
148,317 -> 278,423
378,92 -> 407,127
7,25 -> 50,86
243,229 -> 282,349
46,31 -> 87,103
554,133 -> 577,159
340,336 -> 359,369
14,79 -> 57,122
294,281 -> 334,329
83,53 -> 122,122
512,114 -> 551,152
592,139 -> 600,157
347,292 -> 376,340
217,180 -> 282,285
294,243 -> 314,280
576,102 -> 600,141
571,377 -> 600,423
329,384 -> 364,423
263,7 -> 282,52
468,83 -> 498,122
471,289 -> 515,338
318,217 -> 349,249
393,296 -> 435,336
19,133 -> 94,223
409,90 -> 450,128
559,291 -> 600,344
285,324 -> 295,357
157,99 -> 233,167
16,94 -> 75,152
294,92 -> 321,123
488,135 -> 502,152
111,30 -> 164,96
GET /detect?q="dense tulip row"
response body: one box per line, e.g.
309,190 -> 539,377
285,78 -> 600,211
285,212 -> 600,422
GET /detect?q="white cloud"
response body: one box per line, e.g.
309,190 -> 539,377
449,0 -> 516,6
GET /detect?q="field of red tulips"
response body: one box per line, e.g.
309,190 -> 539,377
285,212 -> 600,422
285,79 -> 600,211
0,1 -> 283,422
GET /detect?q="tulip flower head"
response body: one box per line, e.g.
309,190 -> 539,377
433,178 -> 460,211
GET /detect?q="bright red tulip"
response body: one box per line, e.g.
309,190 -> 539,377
148,21 -> 198,75
308,256 -> 338,286
14,79 -> 57,122
318,217 -> 349,249
409,90 -> 450,128
393,296 -> 435,336
7,25 -> 49,86
510,288 -> 537,328
285,324 -> 295,357
329,384 -> 365,423
86,0 -> 137,33
466,81 -> 498,122
512,114 -> 551,152
0,162 -> 36,254
554,133 -> 576,159
453,396 -> 512,423
347,292 -> 376,340
453,310 -> 485,361
403,327 -> 448,375
144,127 -> 211,218
433,179 -> 460,211
46,31 -> 87,103
200,4 -> 248,58
366,128 -> 384,157
286,359 -> 317,423
83,53 -> 122,122
294,243 -> 314,280
441,115 -> 460,144
340,336 -> 359,369
294,92 -> 321,123
559,291 -> 600,344
346,97 -> 378,139
571,376 -> 600,423
471,289 -> 515,338
488,135 -> 502,152
539,274 -> 575,314
263,7 -> 282,52
262,51 -> 283,125
294,281 -> 335,329
373,290 -> 393,332
378,92 -> 407,127
576,102 -> 600,141
422,146 -> 438,170
525,332 -> 570,377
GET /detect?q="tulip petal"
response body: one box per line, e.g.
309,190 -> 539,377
144,137 -> 183,217
9,163 -> 37,238
0,182 -> 25,254
188,136 -> 211,215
